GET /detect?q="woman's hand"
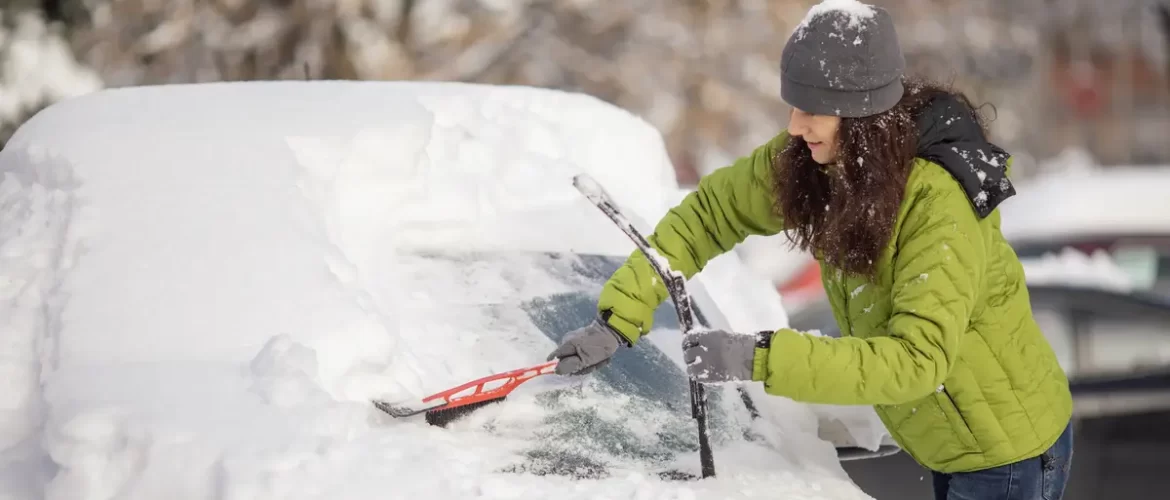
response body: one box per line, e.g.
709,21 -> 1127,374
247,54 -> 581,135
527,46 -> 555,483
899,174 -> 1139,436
546,318 -> 629,375
682,330 -> 764,382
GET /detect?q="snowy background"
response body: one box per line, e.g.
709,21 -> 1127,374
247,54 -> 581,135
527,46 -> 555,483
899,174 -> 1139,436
3,0 -> 1170,176
3,0 -> 1170,499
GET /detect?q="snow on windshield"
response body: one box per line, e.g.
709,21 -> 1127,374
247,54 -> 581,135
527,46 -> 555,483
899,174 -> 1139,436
0,82 -> 871,498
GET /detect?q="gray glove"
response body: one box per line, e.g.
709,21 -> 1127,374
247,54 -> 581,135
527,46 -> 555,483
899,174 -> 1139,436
547,317 -> 631,375
682,329 -> 767,382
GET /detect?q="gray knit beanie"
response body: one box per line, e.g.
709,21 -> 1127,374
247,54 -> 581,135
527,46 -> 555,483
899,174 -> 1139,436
780,0 -> 906,118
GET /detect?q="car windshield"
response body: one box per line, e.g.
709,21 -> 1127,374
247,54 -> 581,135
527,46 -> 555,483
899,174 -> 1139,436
394,249 -> 740,479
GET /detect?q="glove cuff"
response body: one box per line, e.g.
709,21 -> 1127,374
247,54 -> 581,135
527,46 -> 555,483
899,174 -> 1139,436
754,330 -> 773,349
598,310 -> 634,348
751,330 -> 775,382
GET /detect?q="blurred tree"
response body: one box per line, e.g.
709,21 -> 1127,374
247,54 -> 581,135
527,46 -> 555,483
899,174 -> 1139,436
1158,4 -> 1170,90
18,0 -> 807,176
0,6 -> 102,145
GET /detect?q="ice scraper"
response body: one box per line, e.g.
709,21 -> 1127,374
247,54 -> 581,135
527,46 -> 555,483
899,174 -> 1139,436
372,360 -> 559,427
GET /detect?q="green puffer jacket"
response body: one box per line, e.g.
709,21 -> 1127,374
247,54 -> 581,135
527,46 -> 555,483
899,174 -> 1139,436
597,95 -> 1073,473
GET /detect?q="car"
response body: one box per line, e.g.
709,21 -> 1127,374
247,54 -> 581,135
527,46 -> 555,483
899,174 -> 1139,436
0,80 -> 890,498
998,165 -> 1170,299
1026,284 -> 1170,416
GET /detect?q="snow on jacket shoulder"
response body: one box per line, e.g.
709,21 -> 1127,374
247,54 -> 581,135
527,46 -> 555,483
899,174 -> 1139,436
595,95 -> 1072,473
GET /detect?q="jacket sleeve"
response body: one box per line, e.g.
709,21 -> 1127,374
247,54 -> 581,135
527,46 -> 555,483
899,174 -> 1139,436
597,132 -> 789,344
752,177 -> 984,405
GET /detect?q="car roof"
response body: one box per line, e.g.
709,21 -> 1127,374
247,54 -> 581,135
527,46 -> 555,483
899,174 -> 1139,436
999,166 -> 1170,245
8,81 -> 679,257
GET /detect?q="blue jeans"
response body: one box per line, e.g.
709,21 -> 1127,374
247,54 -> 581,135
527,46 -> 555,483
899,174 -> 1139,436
932,423 -> 1074,500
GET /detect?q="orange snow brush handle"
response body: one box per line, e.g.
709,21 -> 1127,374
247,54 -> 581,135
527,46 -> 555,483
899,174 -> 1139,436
421,360 -> 559,411
373,360 -> 561,419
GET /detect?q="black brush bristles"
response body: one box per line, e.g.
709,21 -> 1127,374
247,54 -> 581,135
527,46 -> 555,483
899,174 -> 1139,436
424,396 -> 508,427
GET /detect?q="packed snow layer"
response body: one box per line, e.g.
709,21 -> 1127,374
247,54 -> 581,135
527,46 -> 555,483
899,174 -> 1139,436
998,165 -> 1170,244
0,81 -> 875,499
801,0 -> 876,26
794,0 -> 877,37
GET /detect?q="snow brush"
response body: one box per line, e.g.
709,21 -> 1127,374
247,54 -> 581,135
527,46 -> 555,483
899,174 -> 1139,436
571,173 -> 717,479
372,360 -> 559,427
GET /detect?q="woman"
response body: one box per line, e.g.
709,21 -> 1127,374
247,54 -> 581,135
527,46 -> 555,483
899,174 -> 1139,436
545,2 -> 1074,499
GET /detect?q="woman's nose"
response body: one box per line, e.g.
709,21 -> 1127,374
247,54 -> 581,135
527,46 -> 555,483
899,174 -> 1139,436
788,113 -> 809,137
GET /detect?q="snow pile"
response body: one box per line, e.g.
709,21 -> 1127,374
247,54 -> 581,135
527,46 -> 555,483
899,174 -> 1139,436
1020,248 -> 1135,293
0,11 -> 103,133
0,145 -> 82,498
0,81 -> 874,499
803,0 -> 876,24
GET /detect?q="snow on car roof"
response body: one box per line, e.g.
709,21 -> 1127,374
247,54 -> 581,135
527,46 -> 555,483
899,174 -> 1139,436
999,165 -> 1170,244
0,81 -> 872,498
9,81 -> 681,255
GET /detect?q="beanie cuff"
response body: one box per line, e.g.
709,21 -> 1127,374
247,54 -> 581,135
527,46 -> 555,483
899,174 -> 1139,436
781,76 -> 904,118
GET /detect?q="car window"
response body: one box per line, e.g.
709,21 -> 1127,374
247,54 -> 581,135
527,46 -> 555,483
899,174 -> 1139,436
399,249 -> 736,478
787,298 -> 840,337
1033,287 -> 1170,379
1082,315 -> 1170,377
1032,306 -> 1077,374
1155,254 -> 1170,297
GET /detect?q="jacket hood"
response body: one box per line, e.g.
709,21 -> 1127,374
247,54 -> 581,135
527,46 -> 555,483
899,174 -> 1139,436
914,93 -> 1015,218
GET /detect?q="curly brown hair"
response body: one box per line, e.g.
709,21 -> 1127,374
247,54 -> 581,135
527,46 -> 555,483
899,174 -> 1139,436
772,78 -> 989,279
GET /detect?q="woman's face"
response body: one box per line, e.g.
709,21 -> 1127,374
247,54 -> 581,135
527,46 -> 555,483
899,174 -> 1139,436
787,108 -> 842,164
